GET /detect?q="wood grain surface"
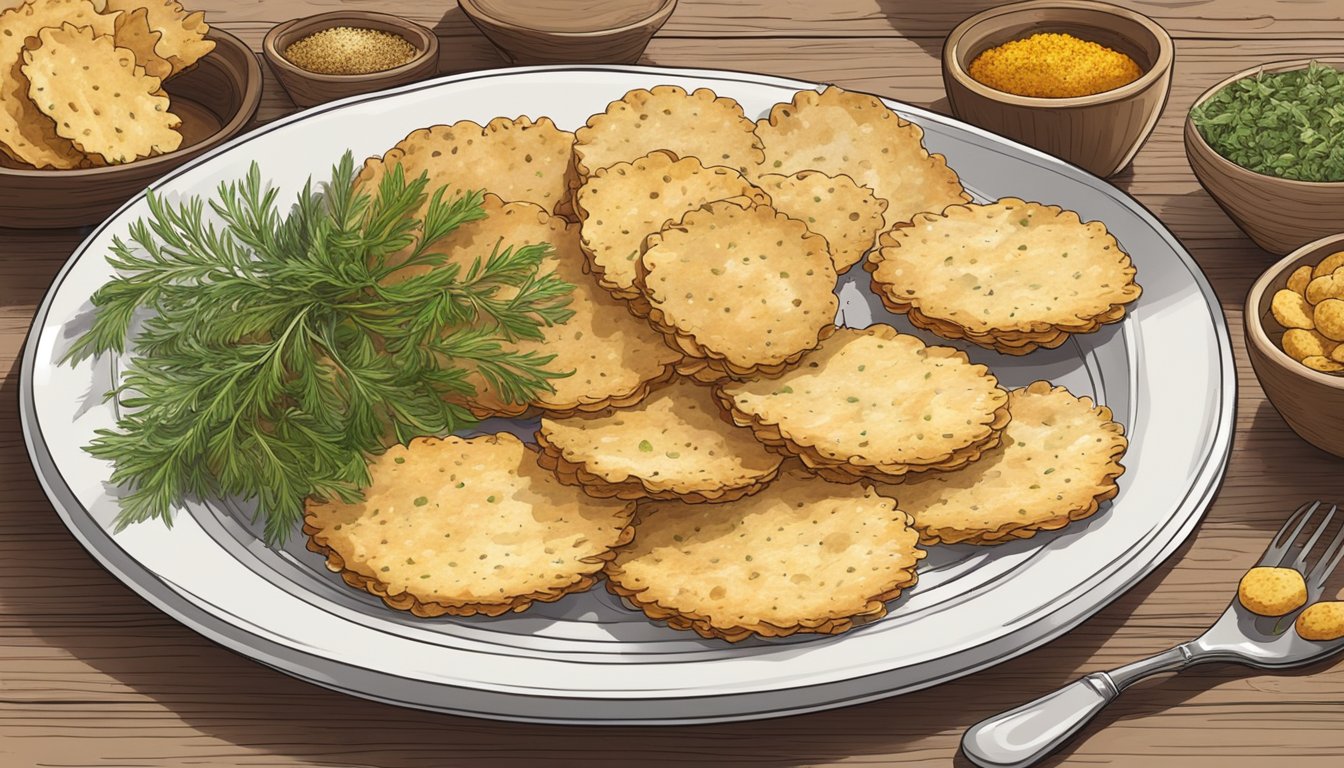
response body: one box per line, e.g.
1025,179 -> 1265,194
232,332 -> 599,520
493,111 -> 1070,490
4,1 -> 1344,766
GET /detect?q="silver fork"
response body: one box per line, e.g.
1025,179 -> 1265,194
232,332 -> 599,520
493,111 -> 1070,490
962,500 -> 1344,768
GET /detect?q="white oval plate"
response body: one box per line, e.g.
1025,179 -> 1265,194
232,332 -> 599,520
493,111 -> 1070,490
21,65 -> 1234,724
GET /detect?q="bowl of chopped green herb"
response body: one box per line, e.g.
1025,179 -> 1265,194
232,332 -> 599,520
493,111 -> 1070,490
1187,59 -> 1344,255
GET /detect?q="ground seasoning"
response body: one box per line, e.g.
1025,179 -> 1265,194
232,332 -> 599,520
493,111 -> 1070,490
968,32 -> 1142,98
284,26 -> 419,75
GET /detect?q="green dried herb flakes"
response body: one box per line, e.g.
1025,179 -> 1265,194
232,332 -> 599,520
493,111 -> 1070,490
1191,62 -> 1344,182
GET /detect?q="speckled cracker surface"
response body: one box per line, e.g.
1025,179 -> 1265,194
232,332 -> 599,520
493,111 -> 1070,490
0,0 -> 113,169
304,434 -> 636,618
1297,601 -> 1344,641
638,200 -> 838,378
1238,566 -> 1308,617
716,325 -> 1008,481
755,171 -> 887,274
573,85 -> 764,182
537,378 -> 782,503
575,150 -> 772,301
113,7 -> 174,81
880,381 -> 1127,545
604,465 -> 924,642
356,116 -> 577,218
104,0 -> 214,76
391,195 -> 679,417
753,85 -> 969,232
867,198 -> 1142,355
23,23 -> 182,165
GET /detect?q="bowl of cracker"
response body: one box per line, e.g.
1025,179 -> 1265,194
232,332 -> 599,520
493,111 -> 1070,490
1247,232 -> 1344,458
0,1 -> 260,230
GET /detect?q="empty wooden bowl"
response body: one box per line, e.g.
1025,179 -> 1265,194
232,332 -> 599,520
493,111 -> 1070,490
1246,232 -> 1344,458
942,0 -> 1173,178
459,0 -> 676,65
1186,58 -> 1344,256
263,11 -> 439,108
0,28 -> 261,230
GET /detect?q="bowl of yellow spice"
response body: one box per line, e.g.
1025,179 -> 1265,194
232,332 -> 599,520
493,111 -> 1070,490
943,0 -> 1173,178
263,12 -> 439,108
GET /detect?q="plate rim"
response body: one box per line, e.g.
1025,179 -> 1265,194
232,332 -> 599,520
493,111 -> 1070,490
19,63 -> 1236,724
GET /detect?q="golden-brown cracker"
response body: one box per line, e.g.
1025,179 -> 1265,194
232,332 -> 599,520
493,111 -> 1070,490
573,85 -> 764,184
0,0 -> 112,169
1306,269 -> 1344,305
356,116 -> 578,219
105,0 -> 213,77
1238,566 -> 1307,617
1288,265 -> 1313,295
1272,289 -> 1315,330
638,200 -> 838,378
574,150 -> 772,302
866,198 -> 1142,355
715,324 -> 1010,481
1296,601 -> 1344,641
1303,355 -> 1344,373
23,23 -> 181,165
753,85 -> 968,233
1314,252 -> 1344,278
1282,329 -> 1338,362
754,170 -> 887,274
1315,298 -> 1344,340
536,378 -> 782,503
304,434 -> 635,618
876,381 -> 1127,546
113,7 -> 173,81
603,464 -> 924,642
390,194 -> 679,418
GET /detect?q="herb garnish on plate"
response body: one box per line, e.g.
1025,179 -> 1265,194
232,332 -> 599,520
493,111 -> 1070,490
1191,61 -> 1344,182
66,152 -> 575,543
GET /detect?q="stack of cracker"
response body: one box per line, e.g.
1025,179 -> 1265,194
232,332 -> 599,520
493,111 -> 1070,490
0,0 -> 213,170
309,83 -> 1141,643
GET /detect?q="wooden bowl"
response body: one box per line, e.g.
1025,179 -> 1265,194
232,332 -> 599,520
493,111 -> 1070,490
459,0 -> 676,66
1186,58 -> 1344,256
1246,233 -> 1344,458
263,11 -> 439,108
942,0 -> 1173,178
0,28 -> 260,231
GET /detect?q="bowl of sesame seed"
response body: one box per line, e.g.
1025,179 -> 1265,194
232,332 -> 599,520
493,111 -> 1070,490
942,0 -> 1173,178
263,11 -> 440,108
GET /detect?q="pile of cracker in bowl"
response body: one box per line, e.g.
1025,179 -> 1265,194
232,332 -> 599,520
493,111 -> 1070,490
0,0 -> 213,169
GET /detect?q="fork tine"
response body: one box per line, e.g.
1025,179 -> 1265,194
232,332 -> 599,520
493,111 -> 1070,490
1309,506 -> 1344,588
1261,501 -> 1320,565
1292,505 -> 1338,571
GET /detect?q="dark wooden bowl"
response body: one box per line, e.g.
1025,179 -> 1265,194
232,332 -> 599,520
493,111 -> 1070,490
262,11 -> 439,108
942,0 -> 1173,178
459,0 -> 676,66
1246,233 -> 1344,458
1186,58 -> 1344,256
0,28 -> 261,230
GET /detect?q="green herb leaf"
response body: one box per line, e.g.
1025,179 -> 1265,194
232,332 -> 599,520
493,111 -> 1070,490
71,151 -> 575,544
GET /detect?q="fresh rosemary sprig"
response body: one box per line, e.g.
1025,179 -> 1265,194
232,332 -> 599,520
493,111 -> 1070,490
67,152 -> 575,544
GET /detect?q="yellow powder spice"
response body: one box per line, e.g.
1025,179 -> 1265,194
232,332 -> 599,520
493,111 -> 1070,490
284,26 -> 419,75
968,32 -> 1143,98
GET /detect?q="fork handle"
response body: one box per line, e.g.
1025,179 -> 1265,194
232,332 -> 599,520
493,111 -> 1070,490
962,644 -> 1196,768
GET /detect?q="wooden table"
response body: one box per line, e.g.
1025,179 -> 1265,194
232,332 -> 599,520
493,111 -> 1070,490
4,1 -> 1344,765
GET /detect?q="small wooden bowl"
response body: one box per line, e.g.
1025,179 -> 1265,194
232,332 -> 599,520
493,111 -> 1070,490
459,0 -> 676,66
1186,58 -> 1344,256
1246,233 -> 1344,458
942,0 -> 1173,178
263,11 -> 439,108
0,28 -> 261,230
